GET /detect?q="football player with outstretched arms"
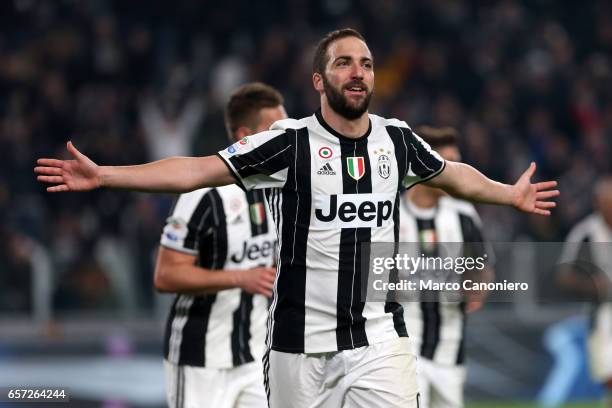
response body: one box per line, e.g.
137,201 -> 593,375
37,28 -> 558,408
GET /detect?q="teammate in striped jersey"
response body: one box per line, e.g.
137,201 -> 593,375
558,177 -> 612,407
154,83 -> 286,408
399,126 -> 494,408
36,28 -> 559,408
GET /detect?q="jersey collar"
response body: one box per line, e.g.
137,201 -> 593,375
315,108 -> 372,142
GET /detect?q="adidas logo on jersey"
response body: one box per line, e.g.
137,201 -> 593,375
317,163 -> 336,175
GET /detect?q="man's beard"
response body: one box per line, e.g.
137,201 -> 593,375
322,75 -> 373,120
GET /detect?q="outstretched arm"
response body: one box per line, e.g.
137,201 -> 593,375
35,141 -> 235,193
426,161 -> 559,216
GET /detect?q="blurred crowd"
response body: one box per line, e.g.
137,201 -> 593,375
1,0 -> 611,314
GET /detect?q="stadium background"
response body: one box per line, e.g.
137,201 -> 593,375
1,0 -> 610,406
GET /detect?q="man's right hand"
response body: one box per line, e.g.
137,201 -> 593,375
233,267 -> 276,298
35,141 -> 101,192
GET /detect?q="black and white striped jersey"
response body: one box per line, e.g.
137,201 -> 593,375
559,213 -> 612,334
217,109 -> 445,354
161,184 -> 276,368
399,196 -> 487,366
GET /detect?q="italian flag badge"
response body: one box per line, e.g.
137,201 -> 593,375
346,157 -> 365,180
250,203 -> 266,225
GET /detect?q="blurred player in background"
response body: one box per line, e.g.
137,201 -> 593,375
399,126 -> 494,408
35,28 -> 559,407
558,176 -> 612,408
154,82 -> 285,408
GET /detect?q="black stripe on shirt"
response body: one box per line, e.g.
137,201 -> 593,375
406,127 -> 445,178
457,213 -> 482,365
264,187 -> 281,351
176,365 -> 183,408
183,191 -> 214,250
176,189 -> 228,366
216,152 -> 246,190
386,125 -> 445,189
272,127 -> 310,352
163,296 -> 179,359
263,187 -> 275,349
420,300 -> 441,360
198,189 -> 228,269
178,294 -> 216,366
387,128 -> 414,338
385,191 -> 408,338
168,196 -> 179,219
263,348 -> 271,404
336,138 -> 370,350
231,292 -> 255,366
387,126 -> 409,190
415,217 -> 441,360
164,189 -> 220,366
227,132 -> 292,179
459,213 -> 485,258
456,302 -> 467,364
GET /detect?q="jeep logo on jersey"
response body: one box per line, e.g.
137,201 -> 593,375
230,240 -> 276,263
346,157 -> 365,180
377,155 -> 391,179
313,193 -> 395,228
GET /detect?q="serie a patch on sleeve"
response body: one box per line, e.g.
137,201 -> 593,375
163,216 -> 189,242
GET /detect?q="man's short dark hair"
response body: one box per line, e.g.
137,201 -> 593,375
415,126 -> 459,149
224,82 -> 284,138
312,28 -> 366,75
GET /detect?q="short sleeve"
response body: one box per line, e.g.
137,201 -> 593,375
217,129 -> 292,190
160,188 -> 215,255
401,127 -> 446,189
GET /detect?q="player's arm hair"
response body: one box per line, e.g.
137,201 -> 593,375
425,161 -> 514,206
101,155 -> 236,193
153,246 -> 244,295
